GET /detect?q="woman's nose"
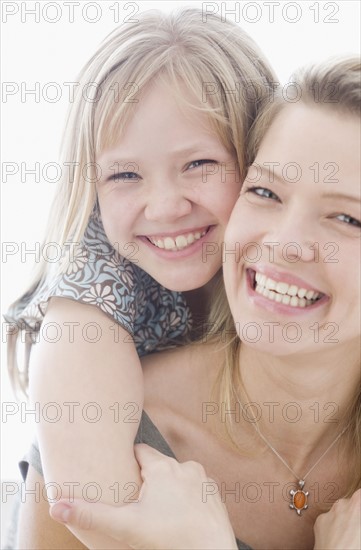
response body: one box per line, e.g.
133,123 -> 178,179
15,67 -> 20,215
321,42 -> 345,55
263,215 -> 318,264
144,182 -> 192,223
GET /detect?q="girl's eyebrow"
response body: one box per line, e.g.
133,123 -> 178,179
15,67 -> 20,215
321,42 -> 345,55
100,143 -> 226,164
168,142 -> 226,156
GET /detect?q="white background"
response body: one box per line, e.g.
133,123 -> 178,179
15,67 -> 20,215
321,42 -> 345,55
1,0 -> 360,484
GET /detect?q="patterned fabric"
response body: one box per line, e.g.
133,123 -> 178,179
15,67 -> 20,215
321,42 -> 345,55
5,209 -> 192,356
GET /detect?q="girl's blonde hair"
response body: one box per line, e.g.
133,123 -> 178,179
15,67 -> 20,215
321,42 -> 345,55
48,7 -> 276,253
5,8 -> 276,393
210,56 -> 361,500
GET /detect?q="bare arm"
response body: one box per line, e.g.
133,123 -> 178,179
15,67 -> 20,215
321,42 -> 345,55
17,465 -> 87,549
313,489 -> 361,550
48,445 -> 239,550
27,297 -> 143,549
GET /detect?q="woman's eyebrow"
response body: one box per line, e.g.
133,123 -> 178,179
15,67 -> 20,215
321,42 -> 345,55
256,166 -> 360,202
252,165 -> 287,184
322,192 -> 361,204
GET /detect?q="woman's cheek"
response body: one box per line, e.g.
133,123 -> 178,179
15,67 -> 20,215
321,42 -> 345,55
225,200 -> 253,249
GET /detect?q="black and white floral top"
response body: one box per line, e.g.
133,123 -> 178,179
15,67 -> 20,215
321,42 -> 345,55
5,209 -> 192,356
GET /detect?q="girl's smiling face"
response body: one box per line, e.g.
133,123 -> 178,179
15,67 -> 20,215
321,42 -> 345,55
96,80 -> 241,291
223,104 -> 361,355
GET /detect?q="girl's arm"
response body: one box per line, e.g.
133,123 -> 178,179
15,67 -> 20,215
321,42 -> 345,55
27,296 -> 143,549
313,489 -> 361,550
17,465 -> 87,549
50,444 -> 238,550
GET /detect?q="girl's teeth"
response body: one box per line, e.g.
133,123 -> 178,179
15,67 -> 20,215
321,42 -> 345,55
164,237 -> 176,250
149,229 -> 207,251
175,235 -> 188,249
254,272 -> 322,309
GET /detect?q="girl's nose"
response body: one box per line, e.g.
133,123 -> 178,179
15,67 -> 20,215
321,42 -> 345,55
144,183 -> 192,223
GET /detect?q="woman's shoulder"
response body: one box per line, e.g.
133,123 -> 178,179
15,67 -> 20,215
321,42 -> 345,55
141,341 -> 215,371
142,341 -> 224,407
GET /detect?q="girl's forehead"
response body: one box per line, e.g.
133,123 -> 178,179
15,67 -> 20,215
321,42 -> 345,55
95,79 -> 233,157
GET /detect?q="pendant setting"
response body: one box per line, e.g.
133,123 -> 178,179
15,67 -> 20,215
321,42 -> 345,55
289,480 -> 309,516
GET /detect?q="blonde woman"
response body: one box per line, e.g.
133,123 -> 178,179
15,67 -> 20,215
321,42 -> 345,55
26,57 -> 360,549
5,7 -> 276,549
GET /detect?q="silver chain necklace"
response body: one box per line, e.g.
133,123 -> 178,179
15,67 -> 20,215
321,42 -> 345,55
233,389 -> 349,516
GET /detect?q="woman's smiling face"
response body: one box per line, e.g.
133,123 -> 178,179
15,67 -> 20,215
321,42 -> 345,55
223,104 -> 361,356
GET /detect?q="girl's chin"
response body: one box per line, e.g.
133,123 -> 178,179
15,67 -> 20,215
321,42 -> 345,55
146,268 -> 216,293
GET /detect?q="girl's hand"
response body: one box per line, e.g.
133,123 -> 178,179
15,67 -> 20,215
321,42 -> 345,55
313,488 -> 361,550
50,444 -> 238,550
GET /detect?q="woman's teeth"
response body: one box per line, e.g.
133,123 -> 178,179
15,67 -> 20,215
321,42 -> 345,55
148,229 -> 207,251
254,272 -> 321,308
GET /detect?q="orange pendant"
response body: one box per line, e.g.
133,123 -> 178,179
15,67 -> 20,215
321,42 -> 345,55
290,480 -> 309,516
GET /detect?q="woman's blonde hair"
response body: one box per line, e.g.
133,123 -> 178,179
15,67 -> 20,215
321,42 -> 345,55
210,56 -> 361,500
5,8 -> 276,393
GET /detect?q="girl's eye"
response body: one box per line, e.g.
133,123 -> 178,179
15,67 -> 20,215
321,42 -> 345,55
245,186 -> 281,202
187,159 -> 217,170
109,172 -> 140,182
333,213 -> 361,228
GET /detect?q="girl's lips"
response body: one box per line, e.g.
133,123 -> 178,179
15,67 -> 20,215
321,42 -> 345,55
246,269 -> 330,315
146,227 -> 209,251
142,225 -> 211,240
138,225 -> 216,259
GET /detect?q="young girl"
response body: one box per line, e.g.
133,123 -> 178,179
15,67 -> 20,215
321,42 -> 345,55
5,7 -> 275,549
39,56 -> 360,549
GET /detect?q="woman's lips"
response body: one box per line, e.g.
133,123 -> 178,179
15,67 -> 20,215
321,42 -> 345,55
246,268 -> 330,313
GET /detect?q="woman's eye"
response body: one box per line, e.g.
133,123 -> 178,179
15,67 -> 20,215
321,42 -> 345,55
333,213 -> 361,228
187,159 -> 217,170
245,186 -> 281,202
